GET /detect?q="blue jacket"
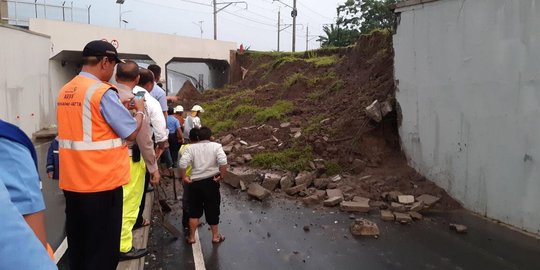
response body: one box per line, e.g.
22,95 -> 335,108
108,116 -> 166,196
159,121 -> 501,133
46,138 -> 59,180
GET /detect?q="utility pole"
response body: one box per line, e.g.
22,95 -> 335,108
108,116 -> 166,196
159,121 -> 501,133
305,25 -> 308,51
116,0 -> 125,28
277,10 -> 280,51
87,5 -> 91,24
213,1 -> 247,40
292,0 -> 297,52
62,1 -> 65,21
193,21 -> 204,38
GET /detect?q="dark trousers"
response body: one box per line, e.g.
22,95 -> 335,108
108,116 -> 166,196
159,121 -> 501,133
188,177 -> 221,225
135,171 -> 151,227
168,133 -> 181,166
182,182 -> 190,229
64,187 -> 123,270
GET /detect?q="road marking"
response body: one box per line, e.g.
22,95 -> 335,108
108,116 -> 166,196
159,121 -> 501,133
192,229 -> 206,270
54,237 -> 68,264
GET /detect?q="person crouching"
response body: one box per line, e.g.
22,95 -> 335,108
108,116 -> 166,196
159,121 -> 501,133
179,127 -> 227,244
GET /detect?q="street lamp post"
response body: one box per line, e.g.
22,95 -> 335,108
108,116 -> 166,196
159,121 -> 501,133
116,0 -> 125,28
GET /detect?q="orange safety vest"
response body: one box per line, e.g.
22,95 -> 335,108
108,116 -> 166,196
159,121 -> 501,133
57,75 -> 130,192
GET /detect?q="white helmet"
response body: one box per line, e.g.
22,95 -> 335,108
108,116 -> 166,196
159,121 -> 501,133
173,105 -> 184,113
191,105 -> 204,113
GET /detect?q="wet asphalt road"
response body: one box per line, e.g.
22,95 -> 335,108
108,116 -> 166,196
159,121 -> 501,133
146,182 -> 540,270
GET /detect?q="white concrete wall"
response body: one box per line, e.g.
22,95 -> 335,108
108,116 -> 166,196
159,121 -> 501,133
28,19 -> 236,70
394,0 -> 540,234
0,25 -> 51,136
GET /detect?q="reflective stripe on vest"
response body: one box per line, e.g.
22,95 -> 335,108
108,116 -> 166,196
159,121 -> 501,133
58,138 -> 124,150
65,81 -> 125,150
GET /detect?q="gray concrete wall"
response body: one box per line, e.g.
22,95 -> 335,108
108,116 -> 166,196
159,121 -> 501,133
0,25 -> 51,136
394,0 -> 540,234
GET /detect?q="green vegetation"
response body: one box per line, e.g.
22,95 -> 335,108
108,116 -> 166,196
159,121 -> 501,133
283,73 -> 306,88
330,80 -> 345,92
324,161 -> 343,176
272,56 -> 303,70
308,71 -> 337,87
304,115 -> 327,135
305,55 -> 340,67
252,146 -> 313,172
254,100 -> 293,123
212,119 -> 236,134
232,104 -> 260,117
307,90 -> 325,101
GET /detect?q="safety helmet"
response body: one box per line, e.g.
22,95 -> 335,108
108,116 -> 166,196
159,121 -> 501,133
173,105 -> 184,113
191,105 -> 204,113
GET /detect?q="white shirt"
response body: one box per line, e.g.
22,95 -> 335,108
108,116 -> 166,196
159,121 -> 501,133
183,115 -> 202,139
179,141 -> 227,181
133,86 -> 168,143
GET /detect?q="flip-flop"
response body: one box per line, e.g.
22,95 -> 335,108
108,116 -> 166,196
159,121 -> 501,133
185,237 -> 196,245
212,234 -> 225,244
133,219 -> 151,230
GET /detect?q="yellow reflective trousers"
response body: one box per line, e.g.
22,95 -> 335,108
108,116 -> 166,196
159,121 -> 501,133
120,158 -> 146,253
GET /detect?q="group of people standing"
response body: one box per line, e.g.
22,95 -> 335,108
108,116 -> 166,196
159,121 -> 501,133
48,40 -> 228,269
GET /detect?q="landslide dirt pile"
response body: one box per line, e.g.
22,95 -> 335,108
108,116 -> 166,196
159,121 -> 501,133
188,30 -> 460,213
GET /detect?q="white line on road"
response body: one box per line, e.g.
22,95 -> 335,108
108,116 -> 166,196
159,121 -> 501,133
192,229 -> 206,270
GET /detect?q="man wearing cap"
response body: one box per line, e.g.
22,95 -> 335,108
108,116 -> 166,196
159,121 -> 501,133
183,105 -> 204,142
57,40 -> 145,270
173,105 -> 185,128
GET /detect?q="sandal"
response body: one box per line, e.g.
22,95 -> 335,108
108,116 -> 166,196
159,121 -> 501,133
212,234 -> 225,244
133,219 -> 151,230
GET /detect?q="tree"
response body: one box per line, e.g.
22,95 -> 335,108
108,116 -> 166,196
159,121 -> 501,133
318,0 -> 398,47
338,0 -> 398,34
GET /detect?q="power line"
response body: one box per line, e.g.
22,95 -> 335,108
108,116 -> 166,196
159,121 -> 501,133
223,10 -> 275,27
133,0 -> 212,14
297,0 -> 333,21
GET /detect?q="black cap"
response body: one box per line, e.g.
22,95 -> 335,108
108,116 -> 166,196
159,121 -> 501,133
82,40 -> 124,63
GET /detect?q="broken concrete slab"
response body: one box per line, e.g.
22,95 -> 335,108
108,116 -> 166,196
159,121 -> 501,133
350,218 -> 379,237
280,175 -> 295,190
390,202 -> 406,212
290,127 -> 301,133
242,154 -> 253,162
222,144 -> 234,154
380,210 -> 395,221
262,174 -> 281,191
239,180 -> 247,191
408,201 -> 424,212
394,212 -> 412,224
409,211 -> 423,220
340,201 -> 370,213
330,175 -> 342,182
370,200 -> 388,210
223,172 -> 242,188
323,196 -> 343,207
385,191 -> 403,202
280,122 -> 291,128
449,223 -> 468,234
326,182 -> 338,189
313,178 -> 330,189
284,183 -> 307,196
398,195 -> 415,204
380,100 -> 393,117
352,196 -> 370,205
303,194 -> 323,206
416,194 -> 441,206
365,100 -> 383,122
235,156 -> 246,165
247,183 -> 271,201
295,171 -> 316,187
239,140 -> 249,146
326,189 -> 343,200
220,134 -> 235,146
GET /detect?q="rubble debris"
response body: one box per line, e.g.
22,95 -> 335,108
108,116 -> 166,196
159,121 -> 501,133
449,223 -> 468,234
326,189 -> 344,200
350,218 -> 379,237
313,178 -> 330,189
280,174 -> 295,190
290,127 -> 301,133
352,196 -> 370,205
242,154 -> 253,162
295,171 -> 316,186
220,134 -> 235,145
323,196 -> 343,207
331,175 -> 342,182
293,131 -> 302,139
409,201 -> 424,212
302,194 -> 322,206
394,212 -> 412,224
380,210 -> 395,221
284,183 -> 307,196
340,200 -> 370,213
247,183 -> 271,201
223,172 -> 242,188
280,122 -> 291,128
384,191 -> 403,202
409,211 -> 423,220
239,140 -> 249,146
390,202 -> 406,212
222,144 -> 233,154
370,200 -> 388,210
398,195 -> 415,204
262,173 -> 281,191
365,100 -> 383,122
380,100 -> 393,117
352,159 -> 366,174
239,180 -> 247,191
303,225 -> 310,232
326,183 -> 338,189
416,194 -> 441,206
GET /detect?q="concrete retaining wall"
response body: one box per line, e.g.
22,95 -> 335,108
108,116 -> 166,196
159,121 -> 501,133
0,25 -> 51,136
394,0 -> 540,234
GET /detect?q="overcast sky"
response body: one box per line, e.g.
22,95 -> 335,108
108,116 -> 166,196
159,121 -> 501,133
9,0 -> 344,51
